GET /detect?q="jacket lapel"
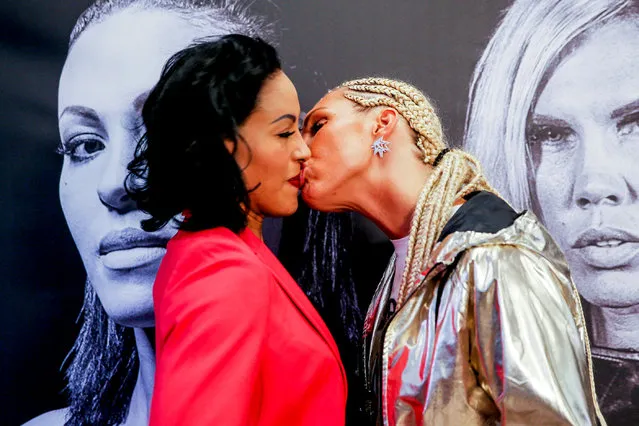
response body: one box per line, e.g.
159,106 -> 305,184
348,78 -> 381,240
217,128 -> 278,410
240,229 -> 348,388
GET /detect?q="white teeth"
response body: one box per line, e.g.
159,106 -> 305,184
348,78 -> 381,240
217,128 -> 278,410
595,240 -> 622,248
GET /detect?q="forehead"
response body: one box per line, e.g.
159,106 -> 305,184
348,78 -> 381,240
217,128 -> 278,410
58,8 -> 223,116
251,71 -> 300,119
536,19 -> 639,112
313,89 -> 354,112
258,72 -> 297,102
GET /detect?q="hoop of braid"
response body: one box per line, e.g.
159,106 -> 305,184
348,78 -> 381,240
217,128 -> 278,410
339,77 -> 496,306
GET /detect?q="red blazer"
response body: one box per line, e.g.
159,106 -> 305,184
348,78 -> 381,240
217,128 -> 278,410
150,227 -> 347,426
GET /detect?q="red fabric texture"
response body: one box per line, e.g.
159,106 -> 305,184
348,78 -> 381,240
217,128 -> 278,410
150,227 -> 347,426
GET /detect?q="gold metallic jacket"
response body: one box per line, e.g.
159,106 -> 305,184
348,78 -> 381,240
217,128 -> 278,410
363,194 -> 606,425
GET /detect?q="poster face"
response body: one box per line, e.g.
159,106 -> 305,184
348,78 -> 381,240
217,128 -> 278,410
2,1 -> 636,425
463,1 -> 639,423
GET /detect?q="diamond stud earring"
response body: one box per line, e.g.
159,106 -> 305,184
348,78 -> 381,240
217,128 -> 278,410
371,137 -> 391,158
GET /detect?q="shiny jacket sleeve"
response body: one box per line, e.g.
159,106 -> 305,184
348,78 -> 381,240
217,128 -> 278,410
150,250 -> 273,426
464,245 -> 599,425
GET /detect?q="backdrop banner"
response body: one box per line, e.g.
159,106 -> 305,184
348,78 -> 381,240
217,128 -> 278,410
1,1 -> 636,425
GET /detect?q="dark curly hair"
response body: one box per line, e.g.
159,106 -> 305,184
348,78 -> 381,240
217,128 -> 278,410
126,34 -> 281,233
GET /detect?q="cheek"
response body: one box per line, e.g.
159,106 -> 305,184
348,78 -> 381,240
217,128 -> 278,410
232,141 -> 253,177
243,144 -> 296,209
314,129 -> 366,172
59,162 -> 101,246
621,143 -> 639,187
534,153 -> 573,213
243,144 -> 288,186
533,154 -> 575,248
340,138 -> 367,169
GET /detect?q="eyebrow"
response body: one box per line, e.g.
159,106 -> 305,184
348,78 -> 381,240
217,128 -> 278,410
611,98 -> 639,120
271,114 -> 297,125
58,105 -> 100,122
301,107 -> 327,131
528,114 -> 571,128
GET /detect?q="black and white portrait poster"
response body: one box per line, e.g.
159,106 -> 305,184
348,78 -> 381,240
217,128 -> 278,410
1,0 -> 636,425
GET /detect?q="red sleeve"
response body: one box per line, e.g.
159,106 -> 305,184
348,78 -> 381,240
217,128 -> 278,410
150,247 -> 273,426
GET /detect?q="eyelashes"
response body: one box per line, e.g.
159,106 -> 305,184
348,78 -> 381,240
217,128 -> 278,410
617,111 -> 639,136
56,134 -> 106,163
277,131 -> 296,138
526,124 -> 572,145
309,119 -> 326,136
527,115 -> 639,148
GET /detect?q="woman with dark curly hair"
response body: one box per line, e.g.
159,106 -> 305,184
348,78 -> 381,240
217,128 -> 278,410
126,34 -> 346,425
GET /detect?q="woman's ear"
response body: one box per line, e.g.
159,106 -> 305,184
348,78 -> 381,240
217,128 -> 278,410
373,107 -> 399,138
223,139 -> 235,155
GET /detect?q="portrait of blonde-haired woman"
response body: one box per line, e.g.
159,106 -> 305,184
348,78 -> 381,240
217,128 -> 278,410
464,0 -> 639,423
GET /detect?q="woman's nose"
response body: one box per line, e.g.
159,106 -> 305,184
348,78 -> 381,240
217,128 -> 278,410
97,145 -> 137,213
293,132 -> 311,162
574,173 -> 625,208
572,131 -> 629,209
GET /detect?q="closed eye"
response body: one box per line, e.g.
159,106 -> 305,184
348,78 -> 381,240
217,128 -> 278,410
277,131 -> 296,138
310,119 -> 326,136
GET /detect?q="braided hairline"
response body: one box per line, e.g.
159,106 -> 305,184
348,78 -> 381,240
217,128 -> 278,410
338,77 -> 494,306
340,78 -> 444,163
343,93 -> 442,162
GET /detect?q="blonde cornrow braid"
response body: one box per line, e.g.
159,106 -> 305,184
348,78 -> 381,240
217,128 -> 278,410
339,77 -> 495,306
340,80 -> 444,163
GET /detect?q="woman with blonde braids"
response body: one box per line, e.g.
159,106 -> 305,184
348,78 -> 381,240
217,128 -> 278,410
300,77 -> 606,425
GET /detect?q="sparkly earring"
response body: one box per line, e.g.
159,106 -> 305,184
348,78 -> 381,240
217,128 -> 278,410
371,136 -> 391,158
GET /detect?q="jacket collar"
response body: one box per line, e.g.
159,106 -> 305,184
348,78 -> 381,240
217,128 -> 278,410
428,192 -> 562,272
438,191 -> 520,242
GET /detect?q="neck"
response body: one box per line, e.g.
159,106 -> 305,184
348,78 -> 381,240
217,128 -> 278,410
354,147 -> 432,240
246,209 -> 264,241
126,328 -> 156,425
590,304 -> 639,351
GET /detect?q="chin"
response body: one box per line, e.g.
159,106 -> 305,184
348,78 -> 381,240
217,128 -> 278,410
276,205 -> 299,217
92,276 -> 155,328
103,300 -> 155,328
301,193 -> 336,213
301,188 -> 322,211
575,271 -> 639,310
300,181 -> 338,212
269,196 -> 299,217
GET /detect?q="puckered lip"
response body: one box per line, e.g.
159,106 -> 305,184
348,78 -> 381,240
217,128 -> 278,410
288,170 -> 304,189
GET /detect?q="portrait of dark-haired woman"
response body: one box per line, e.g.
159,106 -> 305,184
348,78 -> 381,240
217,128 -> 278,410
23,2 -> 279,426
24,1 -> 362,425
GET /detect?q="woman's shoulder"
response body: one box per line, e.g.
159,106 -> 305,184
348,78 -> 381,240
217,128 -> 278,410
156,227 -> 270,298
168,227 -> 258,261
171,226 -> 242,246
163,227 -> 272,283
22,408 -> 69,426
